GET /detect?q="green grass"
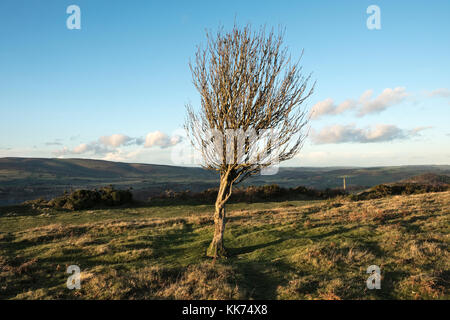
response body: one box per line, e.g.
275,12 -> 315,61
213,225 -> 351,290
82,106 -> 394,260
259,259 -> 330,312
0,193 -> 448,300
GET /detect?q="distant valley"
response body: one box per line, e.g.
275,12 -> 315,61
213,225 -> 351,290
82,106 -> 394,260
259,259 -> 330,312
0,157 -> 449,205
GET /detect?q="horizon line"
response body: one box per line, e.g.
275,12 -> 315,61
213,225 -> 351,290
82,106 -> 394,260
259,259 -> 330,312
1,156 -> 449,169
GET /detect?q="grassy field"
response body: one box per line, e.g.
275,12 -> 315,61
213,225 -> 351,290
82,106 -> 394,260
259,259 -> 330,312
0,192 -> 449,300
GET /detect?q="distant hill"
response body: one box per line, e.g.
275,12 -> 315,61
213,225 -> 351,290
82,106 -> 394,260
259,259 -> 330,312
0,157 -> 449,205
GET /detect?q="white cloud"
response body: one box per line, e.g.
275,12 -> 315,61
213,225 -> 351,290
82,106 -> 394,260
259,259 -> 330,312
359,89 -> 373,102
311,123 -> 427,144
144,131 -> 182,148
54,142 -> 110,156
310,87 -> 409,120
426,88 -> 450,98
335,99 -> 357,114
357,87 -> 408,116
99,134 -> 133,147
310,98 -> 335,119
425,88 -> 450,105
310,98 -> 357,120
53,131 -> 183,158
72,143 -> 91,154
102,148 -> 145,162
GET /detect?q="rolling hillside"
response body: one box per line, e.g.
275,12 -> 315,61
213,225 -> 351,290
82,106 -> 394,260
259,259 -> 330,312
0,157 -> 449,205
0,191 -> 448,299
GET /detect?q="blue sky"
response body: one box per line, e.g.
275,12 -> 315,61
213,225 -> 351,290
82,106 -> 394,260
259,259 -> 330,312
0,0 -> 449,166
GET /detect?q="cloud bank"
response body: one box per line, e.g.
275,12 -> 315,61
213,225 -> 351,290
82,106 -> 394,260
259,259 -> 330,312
311,87 -> 450,120
99,134 -> 135,148
311,124 -> 430,144
426,88 -> 450,98
54,132 -> 182,158
310,87 -> 409,119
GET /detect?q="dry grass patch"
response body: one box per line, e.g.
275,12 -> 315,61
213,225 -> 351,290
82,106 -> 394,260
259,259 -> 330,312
79,262 -> 241,300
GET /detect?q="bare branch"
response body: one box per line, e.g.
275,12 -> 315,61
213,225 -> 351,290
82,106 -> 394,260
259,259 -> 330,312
185,24 -> 314,180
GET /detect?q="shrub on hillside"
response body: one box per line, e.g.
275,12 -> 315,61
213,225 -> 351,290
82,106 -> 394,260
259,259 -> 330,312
149,184 -> 346,204
350,183 -> 449,201
403,173 -> 450,185
38,186 -> 133,210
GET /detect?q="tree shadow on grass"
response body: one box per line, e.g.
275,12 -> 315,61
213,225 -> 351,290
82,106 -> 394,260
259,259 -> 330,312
222,223 -> 380,299
379,269 -> 411,299
227,239 -> 285,256
306,225 -> 360,241
228,259 -> 296,299
149,223 -> 212,264
0,204 -> 45,217
397,215 -> 430,233
225,238 -> 295,299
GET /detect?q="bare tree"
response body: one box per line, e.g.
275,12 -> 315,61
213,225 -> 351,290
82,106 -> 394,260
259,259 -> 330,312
185,24 -> 315,258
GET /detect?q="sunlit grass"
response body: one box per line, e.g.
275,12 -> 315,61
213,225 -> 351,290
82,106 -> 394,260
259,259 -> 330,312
0,192 -> 448,300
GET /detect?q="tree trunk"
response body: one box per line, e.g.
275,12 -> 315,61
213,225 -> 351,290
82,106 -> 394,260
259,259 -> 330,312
206,200 -> 227,258
206,172 -> 232,258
